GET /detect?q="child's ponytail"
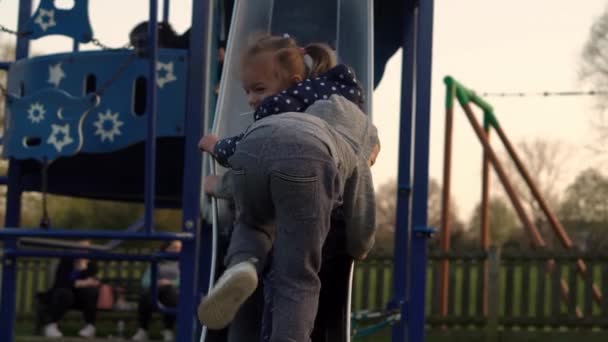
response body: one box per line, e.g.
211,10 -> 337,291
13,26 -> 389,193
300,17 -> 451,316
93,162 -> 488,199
303,43 -> 337,78
241,35 -> 338,81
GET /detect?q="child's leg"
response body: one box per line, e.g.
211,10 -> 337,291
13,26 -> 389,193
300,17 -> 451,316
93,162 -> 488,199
267,158 -> 338,342
225,147 -> 276,272
198,234 -> 260,330
199,146 -> 274,330
225,221 -> 272,274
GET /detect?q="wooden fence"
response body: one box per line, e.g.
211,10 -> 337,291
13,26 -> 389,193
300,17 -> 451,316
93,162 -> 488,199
352,249 -> 608,330
4,248 -> 608,331
0,249 -> 151,317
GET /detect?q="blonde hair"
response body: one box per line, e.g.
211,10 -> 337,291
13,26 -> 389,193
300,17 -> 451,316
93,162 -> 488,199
241,34 -> 337,82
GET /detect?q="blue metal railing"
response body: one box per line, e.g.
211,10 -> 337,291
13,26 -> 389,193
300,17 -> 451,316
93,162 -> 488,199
0,228 -> 194,240
144,0 -> 159,235
0,1 -> 210,340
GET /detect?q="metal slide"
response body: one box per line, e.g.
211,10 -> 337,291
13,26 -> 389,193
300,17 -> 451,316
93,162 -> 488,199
201,0 -> 373,341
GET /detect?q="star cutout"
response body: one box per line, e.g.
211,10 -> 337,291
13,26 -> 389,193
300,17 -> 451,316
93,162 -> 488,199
27,102 -> 46,124
48,62 -> 66,87
93,109 -> 124,142
47,123 -> 74,152
34,8 -> 57,32
156,61 -> 177,88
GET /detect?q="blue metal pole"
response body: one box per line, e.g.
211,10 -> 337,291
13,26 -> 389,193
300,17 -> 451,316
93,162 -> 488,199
3,250 -> 179,261
178,0 -> 214,339
391,3 -> 417,342
408,1 -> 435,342
15,0 -> 31,58
163,0 -> 170,22
0,2 -> 31,341
0,228 -> 194,240
144,0 -> 159,234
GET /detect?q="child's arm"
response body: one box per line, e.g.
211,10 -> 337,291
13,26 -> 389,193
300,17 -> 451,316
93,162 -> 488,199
203,172 -> 234,200
213,133 -> 244,167
198,133 -> 245,168
368,142 -> 380,167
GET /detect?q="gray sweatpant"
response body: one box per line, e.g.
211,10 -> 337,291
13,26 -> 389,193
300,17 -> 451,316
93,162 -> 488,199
225,124 -> 341,342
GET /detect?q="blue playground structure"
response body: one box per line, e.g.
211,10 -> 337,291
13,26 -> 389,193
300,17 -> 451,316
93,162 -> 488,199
0,0 -> 434,341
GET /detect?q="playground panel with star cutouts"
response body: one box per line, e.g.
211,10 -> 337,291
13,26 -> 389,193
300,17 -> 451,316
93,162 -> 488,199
4,49 -> 187,161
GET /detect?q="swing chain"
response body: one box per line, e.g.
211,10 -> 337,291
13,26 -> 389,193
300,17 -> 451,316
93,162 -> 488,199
1,50 -> 137,103
2,22 -> 130,50
0,23 -> 31,37
94,52 -> 138,98
39,158 -> 51,229
0,80 -> 16,102
90,37 -> 132,51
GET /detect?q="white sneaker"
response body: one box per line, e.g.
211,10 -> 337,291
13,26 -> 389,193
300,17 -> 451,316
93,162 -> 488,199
78,324 -> 96,338
131,328 -> 149,341
161,329 -> 174,342
43,323 -> 63,338
197,260 -> 258,330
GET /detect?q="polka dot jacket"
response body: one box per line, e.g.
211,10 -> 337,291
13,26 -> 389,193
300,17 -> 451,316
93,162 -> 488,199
213,64 -> 364,167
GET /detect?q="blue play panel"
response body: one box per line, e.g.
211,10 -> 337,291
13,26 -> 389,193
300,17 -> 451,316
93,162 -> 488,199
3,49 -> 189,205
5,49 -> 187,160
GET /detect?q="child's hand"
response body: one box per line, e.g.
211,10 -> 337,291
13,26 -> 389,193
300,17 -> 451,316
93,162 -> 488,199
368,143 -> 380,167
356,251 -> 369,261
198,134 -> 219,154
204,175 -> 219,195
158,278 -> 172,286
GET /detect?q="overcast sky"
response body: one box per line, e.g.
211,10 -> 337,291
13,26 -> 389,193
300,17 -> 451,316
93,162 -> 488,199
1,0 -> 607,220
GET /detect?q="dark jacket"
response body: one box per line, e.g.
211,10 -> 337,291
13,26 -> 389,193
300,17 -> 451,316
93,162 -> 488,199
52,258 -> 98,289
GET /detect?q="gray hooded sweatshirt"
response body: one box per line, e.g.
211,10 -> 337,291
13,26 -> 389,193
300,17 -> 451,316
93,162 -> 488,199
214,95 -> 379,259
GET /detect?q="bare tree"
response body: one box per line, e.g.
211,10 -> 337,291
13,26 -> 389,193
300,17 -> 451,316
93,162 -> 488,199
581,6 -> 608,92
581,5 -> 608,153
371,178 -> 465,257
372,181 -> 398,257
493,138 -> 570,248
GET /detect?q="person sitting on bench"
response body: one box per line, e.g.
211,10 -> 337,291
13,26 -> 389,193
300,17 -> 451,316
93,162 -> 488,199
131,240 -> 182,342
42,240 -> 100,339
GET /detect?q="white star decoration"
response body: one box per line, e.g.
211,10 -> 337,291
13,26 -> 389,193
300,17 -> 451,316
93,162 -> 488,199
47,123 -> 74,152
48,62 -> 65,87
34,8 -> 57,32
156,61 -> 177,88
93,109 -> 124,142
27,102 -> 46,124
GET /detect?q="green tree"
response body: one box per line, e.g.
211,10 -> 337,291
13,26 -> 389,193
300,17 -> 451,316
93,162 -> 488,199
560,168 -> 608,222
497,138 -> 568,226
468,197 -> 519,247
0,39 -> 16,224
0,40 -> 14,125
559,168 -> 608,251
